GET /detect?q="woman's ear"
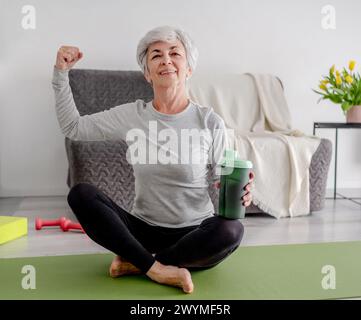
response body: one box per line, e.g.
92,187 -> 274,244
186,67 -> 193,79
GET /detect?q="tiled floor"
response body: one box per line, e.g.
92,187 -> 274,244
0,190 -> 360,259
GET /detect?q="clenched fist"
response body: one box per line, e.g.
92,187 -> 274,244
55,46 -> 83,71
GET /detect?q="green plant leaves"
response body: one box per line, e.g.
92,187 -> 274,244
313,64 -> 361,111
333,88 -> 345,95
341,101 -> 351,112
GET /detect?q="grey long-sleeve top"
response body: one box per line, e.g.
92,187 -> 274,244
52,66 -> 228,228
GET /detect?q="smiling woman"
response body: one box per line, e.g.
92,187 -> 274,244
145,40 -> 190,105
136,26 -> 198,114
52,25 -> 254,294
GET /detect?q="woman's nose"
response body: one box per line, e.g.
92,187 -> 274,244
161,55 -> 172,65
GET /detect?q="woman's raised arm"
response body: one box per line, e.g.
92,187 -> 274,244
52,46 -> 134,142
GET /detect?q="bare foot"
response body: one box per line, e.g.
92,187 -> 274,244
146,261 -> 194,294
109,255 -> 142,277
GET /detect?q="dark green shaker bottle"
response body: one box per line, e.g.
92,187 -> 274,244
218,149 -> 253,219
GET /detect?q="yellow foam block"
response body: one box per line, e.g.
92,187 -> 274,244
0,216 -> 28,245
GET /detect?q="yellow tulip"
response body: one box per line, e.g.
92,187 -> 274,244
336,70 -> 341,77
330,65 -> 335,74
336,76 -> 342,85
349,60 -> 356,71
321,79 -> 329,85
319,83 -> 327,90
345,75 -> 353,84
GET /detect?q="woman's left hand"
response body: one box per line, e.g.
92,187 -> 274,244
241,171 -> 255,207
213,171 -> 255,207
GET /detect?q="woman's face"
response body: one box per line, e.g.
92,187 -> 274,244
145,39 -> 192,89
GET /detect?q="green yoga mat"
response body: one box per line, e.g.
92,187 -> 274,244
1,241 -> 361,300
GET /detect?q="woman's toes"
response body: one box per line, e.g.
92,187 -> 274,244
109,265 -> 120,277
109,256 -> 142,277
109,257 -> 122,277
179,268 -> 194,294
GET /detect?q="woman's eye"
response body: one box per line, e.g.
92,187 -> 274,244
152,53 -> 179,59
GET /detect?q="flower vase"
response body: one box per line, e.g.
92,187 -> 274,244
346,105 -> 361,123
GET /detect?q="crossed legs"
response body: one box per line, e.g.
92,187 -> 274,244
67,183 -> 244,293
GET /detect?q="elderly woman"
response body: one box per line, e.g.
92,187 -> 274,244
52,26 -> 254,294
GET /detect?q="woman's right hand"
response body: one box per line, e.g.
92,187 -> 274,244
55,46 -> 83,71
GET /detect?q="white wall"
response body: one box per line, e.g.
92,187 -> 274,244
1,0 -> 360,197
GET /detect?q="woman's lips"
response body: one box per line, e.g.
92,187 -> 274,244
159,70 -> 177,75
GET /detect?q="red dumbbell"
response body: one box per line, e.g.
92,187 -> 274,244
35,217 -> 67,230
60,218 -> 85,233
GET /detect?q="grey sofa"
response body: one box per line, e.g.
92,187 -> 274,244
65,68 -> 332,215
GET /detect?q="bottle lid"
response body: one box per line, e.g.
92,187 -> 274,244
221,149 -> 253,169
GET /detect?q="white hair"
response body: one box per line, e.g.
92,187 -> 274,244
136,26 -> 199,75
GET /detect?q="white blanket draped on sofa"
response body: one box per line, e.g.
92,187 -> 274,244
187,73 -> 320,218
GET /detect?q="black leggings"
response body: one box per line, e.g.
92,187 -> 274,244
67,183 -> 244,273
